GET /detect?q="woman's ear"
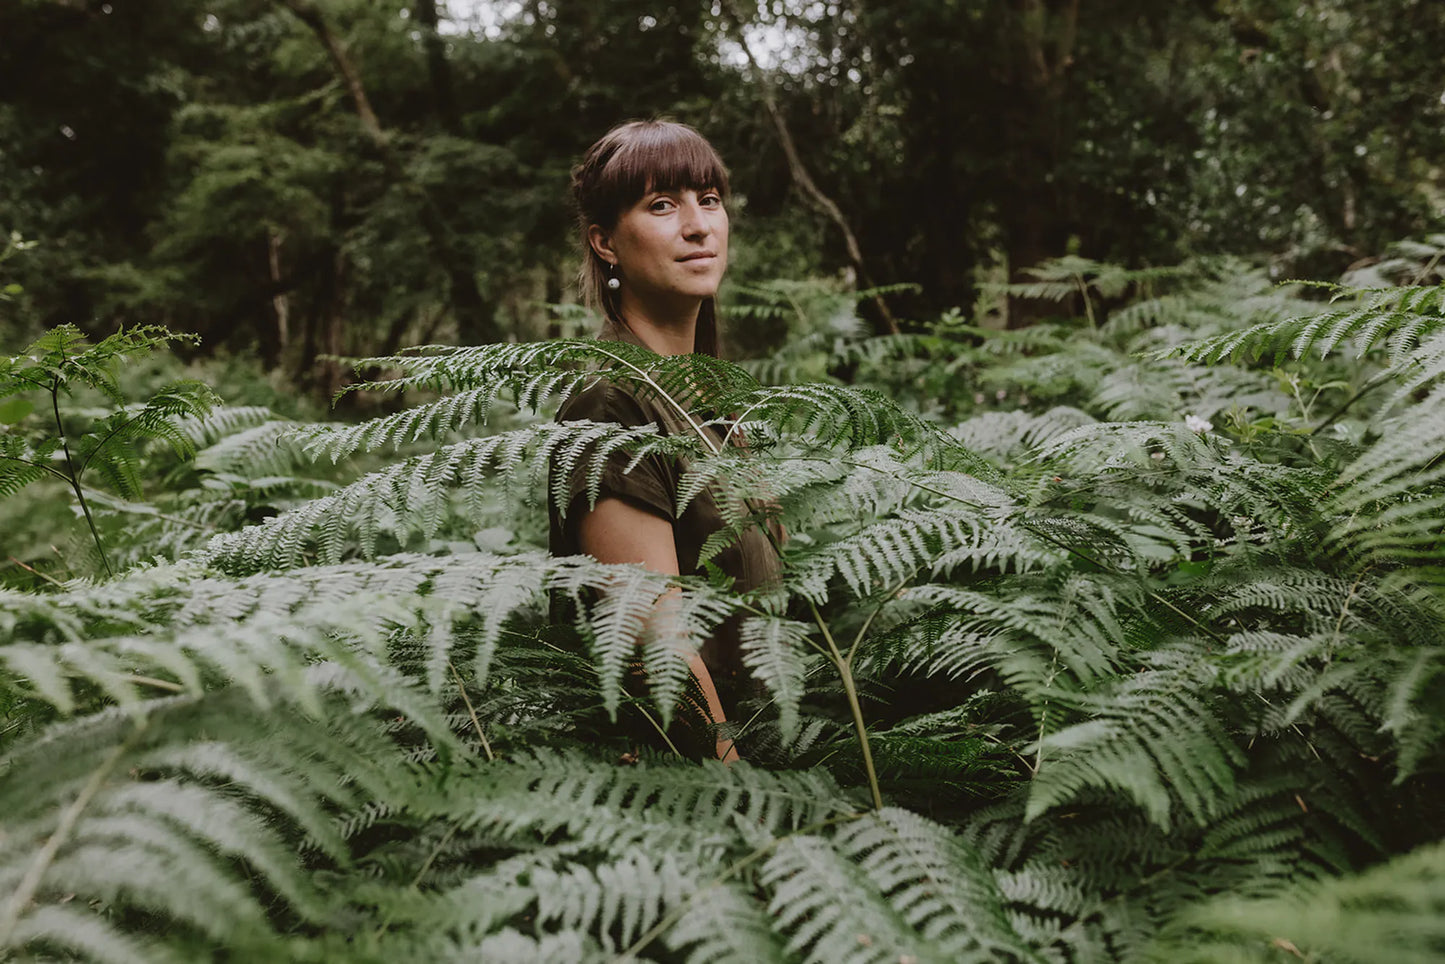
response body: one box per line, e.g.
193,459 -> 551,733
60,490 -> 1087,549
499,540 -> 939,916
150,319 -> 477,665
587,224 -> 616,266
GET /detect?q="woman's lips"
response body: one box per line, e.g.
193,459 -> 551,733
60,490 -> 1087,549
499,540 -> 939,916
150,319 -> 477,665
677,252 -> 717,262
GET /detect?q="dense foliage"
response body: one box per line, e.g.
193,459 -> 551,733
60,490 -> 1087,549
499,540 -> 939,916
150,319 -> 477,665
3,0 -> 1444,360
2,243 -> 1444,961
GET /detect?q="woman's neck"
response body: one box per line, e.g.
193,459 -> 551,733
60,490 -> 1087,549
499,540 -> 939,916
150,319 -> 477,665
615,291 -> 700,356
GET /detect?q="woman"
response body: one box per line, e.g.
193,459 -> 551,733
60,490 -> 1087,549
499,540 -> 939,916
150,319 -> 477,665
548,120 -> 780,763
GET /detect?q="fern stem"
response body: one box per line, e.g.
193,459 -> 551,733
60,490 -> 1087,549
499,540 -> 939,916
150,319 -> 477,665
612,810 -> 864,962
449,661 -> 495,762
845,581 -> 905,665
731,659 -> 829,743
50,382 -> 112,578
1329,567 -> 1369,655
587,346 -> 724,457
122,674 -> 186,693
1076,272 -> 1097,328
373,823 -> 461,939
5,555 -> 64,588
409,824 -> 459,891
0,720 -> 144,945
1033,649 -> 1062,776
1309,370 -> 1392,438
76,407 -> 148,474
636,704 -> 685,759
809,600 -> 883,810
0,453 -> 69,483
719,397 -> 772,448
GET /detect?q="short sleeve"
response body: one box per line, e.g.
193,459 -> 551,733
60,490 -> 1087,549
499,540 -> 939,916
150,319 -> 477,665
553,380 -> 677,528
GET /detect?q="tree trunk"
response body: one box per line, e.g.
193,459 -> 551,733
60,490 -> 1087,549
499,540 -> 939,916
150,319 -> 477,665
1003,0 -> 1079,328
412,0 -> 461,134
297,241 -> 347,398
276,0 -> 502,345
719,0 -> 898,335
267,229 -> 290,365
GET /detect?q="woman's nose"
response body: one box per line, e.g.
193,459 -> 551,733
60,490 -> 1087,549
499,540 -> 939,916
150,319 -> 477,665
679,196 -> 710,238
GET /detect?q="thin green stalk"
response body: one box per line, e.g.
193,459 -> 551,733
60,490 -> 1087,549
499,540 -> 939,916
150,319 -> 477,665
373,822 -> 461,939
122,674 -> 186,693
6,556 -> 64,588
809,600 -> 883,811
635,704 -> 684,759
77,409 -> 146,474
50,381 -> 111,578
0,454 -> 69,483
0,721 -> 145,945
587,346 -> 724,457
1309,371 -> 1392,437
1409,250 -> 1443,286
449,661 -> 495,762
1033,648 -> 1062,776
1076,272 -> 1097,328
845,580 -> 905,665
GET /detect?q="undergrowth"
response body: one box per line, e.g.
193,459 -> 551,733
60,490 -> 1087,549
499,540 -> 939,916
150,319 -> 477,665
1,249 -> 1443,962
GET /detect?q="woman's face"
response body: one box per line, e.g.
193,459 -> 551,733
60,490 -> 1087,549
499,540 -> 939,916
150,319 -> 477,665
598,186 -> 729,305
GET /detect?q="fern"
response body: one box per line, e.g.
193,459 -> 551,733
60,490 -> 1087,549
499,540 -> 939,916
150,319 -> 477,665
0,325 -> 216,576
1146,839 -> 1445,963
5,248 -> 1445,961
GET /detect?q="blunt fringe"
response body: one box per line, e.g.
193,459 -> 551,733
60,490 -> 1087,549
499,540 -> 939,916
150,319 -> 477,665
572,120 -> 730,357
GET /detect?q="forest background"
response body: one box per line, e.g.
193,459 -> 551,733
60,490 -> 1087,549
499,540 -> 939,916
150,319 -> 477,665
3,1 -> 1445,962
4,0 -> 1444,378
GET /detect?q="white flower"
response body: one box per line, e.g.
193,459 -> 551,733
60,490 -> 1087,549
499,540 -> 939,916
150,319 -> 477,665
1185,414 -> 1213,433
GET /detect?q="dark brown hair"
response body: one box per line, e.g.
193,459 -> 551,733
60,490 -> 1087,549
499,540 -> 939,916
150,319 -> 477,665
571,120 -> 730,357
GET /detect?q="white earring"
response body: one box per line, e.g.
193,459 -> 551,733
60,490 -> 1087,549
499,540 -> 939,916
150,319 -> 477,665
606,264 -> 621,290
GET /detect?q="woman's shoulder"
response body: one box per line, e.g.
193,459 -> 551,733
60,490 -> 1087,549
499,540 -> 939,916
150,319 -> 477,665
556,376 -> 666,427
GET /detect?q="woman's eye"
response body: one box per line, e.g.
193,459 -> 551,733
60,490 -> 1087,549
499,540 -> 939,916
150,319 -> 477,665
649,198 -> 674,213
700,193 -> 722,207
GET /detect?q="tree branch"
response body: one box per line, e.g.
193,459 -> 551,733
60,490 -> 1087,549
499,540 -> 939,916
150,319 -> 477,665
274,0 -> 502,344
719,1 -> 898,335
276,0 -> 386,146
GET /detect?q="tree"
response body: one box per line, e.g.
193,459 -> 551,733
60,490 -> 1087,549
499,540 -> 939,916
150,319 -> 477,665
716,0 -> 1445,323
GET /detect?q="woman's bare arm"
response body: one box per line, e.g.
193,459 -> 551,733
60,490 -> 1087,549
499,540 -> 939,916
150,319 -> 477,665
577,497 -> 739,763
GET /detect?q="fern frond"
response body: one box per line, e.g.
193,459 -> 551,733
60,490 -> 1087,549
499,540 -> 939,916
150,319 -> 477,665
1027,669 -> 1244,829
1329,390 -> 1445,578
951,407 -> 1097,461
426,752 -> 860,847
7,904 -> 181,964
77,381 -> 219,498
168,405 -> 277,451
1163,283 -> 1445,366
0,580 -> 463,748
789,506 -> 1048,604
0,692 -> 418,960
738,616 -> 817,740
761,831 -> 945,964
661,878 -> 793,963
193,418 -> 311,476
901,578 -> 1129,689
1147,839 -> 1445,963
291,384 -> 518,462
200,422 -> 676,570
531,850 -> 690,949
835,808 -> 1038,961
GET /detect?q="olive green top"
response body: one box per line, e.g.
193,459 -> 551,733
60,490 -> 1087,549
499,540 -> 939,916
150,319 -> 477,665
547,322 -> 781,688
